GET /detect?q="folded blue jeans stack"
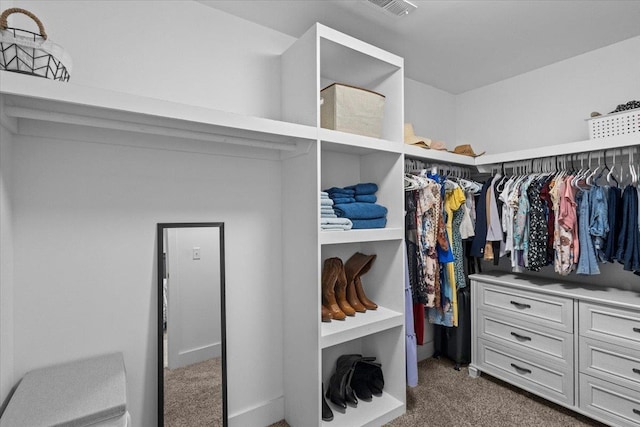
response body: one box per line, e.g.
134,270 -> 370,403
324,183 -> 387,229
321,191 -> 352,231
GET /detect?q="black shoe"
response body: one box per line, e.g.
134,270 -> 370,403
322,383 -> 333,421
351,358 -> 384,399
326,354 -> 362,408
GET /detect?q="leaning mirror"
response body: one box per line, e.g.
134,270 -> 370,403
157,223 -> 227,426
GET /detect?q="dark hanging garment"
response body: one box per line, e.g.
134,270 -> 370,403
433,286 -> 471,370
604,186 -> 622,262
469,179 -> 492,258
434,240 -> 475,370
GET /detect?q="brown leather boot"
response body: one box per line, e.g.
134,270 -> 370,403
345,253 -> 378,310
322,258 -> 346,320
321,305 -> 333,322
334,258 -> 356,316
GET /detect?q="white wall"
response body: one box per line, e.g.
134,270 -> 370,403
9,128 -> 283,426
404,78 -> 457,149
1,1 -> 294,424
456,35 -> 640,154
6,0 -> 295,120
167,226 -> 221,369
0,125 -> 15,411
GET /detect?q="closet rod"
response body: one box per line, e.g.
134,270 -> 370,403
3,106 -> 300,152
506,146 -> 636,168
475,134 -> 639,166
404,158 -> 474,178
488,146 -> 639,177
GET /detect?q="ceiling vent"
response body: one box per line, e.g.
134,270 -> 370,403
366,0 -> 417,17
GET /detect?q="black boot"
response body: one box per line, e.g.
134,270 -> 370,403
351,358 -> 384,399
326,354 -> 362,408
322,383 -> 333,421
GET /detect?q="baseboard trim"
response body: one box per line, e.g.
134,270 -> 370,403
228,396 -> 284,427
417,339 -> 434,361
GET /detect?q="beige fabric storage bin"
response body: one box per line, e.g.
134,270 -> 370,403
320,83 -> 385,138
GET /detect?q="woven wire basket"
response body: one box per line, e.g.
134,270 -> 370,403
0,8 -> 71,81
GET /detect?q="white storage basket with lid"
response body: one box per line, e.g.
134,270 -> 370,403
0,7 -> 72,81
587,109 -> 639,139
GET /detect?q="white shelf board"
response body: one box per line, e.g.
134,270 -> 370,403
0,71 -> 317,150
318,24 -> 402,88
403,144 -> 477,166
321,306 -> 403,349
319,228 -> 403,245
475,133 -> 640,165
319,128 -> 403,154
322,391 -> 404,427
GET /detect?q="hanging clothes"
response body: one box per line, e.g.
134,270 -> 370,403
526,177 -> 549,272
485,174 -> 505,264
589,184 -> 609,263
403,244 -> 418,387
405,191 -> 426,303
470,179 -> 492,258
576,189 -> 600,275
414,179 -> 441,308
539,179 -> 555,265
617,185 -> 640,272
513,175 -> 534,271
557,176 -> 579,274
604,186 -> 623,262
448,187 -> 468,291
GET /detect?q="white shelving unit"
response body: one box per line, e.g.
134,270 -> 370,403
281,23 -> 407,426
0,71 -> 317,160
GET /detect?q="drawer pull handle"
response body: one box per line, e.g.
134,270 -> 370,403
510,332 -> 532,341
510,301 -> 531,309
510,363 -> 532,374
634,328 -> 640,333
633,368 -> 640,375
634,409 -> 640,416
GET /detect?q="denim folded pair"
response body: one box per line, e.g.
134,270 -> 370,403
333,202 -> 388,220
355,194 -> 377,203
331,197 -> 356,204
345,183 -> 378,195
351,217 -> 387,229
325,187 -> 355,196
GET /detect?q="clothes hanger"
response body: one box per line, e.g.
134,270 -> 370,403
607,149 -> 619,188
585,152 -> 600,186
630,147 -> 638,186
572,153 -> 589,190
593,150 -> 610,186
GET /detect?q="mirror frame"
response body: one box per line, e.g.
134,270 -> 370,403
157,222 -> 227,426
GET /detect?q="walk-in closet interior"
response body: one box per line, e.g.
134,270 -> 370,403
0,1 -> 639,426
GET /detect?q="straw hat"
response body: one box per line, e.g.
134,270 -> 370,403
450,144 -> 485,157
404,123 -> 446,150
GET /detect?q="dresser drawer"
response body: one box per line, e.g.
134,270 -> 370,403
580,337 -> 640,390
478,283 -> 573,333
580,373 -> 640,427
580,302 -> 640,350
478,310 -> 572,367
477,339 -> 573,405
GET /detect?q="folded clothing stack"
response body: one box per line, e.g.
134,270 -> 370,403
324,183 -> 387,229
321,191 -> 352,231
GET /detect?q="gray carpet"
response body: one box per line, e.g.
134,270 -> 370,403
164,357 -> 223,427
269,357 -> 604,427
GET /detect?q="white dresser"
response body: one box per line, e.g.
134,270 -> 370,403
470,273 -> 640,427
